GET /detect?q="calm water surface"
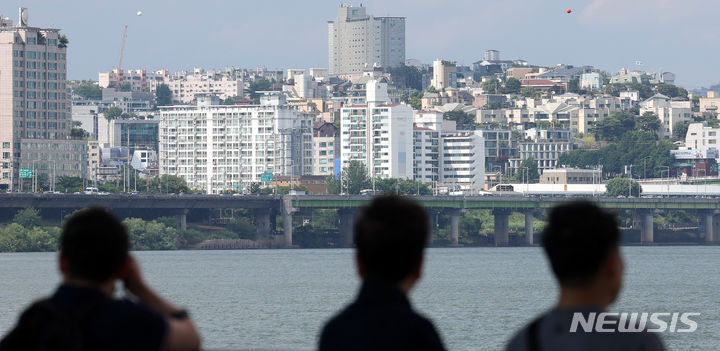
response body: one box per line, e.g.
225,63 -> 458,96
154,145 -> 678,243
0,247 -> 718,350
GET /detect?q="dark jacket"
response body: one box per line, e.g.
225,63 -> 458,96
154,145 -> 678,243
319,279 -> 446,351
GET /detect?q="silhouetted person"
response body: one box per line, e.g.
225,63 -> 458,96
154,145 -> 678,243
505,201 -> 664,351
0,208 -> 201,351
319,196 -> 446,351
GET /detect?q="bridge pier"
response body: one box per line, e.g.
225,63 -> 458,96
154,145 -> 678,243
254,208 -> 271,237
447,209 -> 464,246
713,211 -> 720,243
634,210 -> 654,244
702,210 -> 714,243
493,209 -> 510,246
524,210 -> 534,245
339,209 -> 357,247
282,196 -> 296,247
426,209 -> 436,246
175,209 -> 188,232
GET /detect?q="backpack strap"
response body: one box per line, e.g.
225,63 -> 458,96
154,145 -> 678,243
526,316 -> 543,351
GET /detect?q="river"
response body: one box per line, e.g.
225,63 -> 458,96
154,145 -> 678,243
0,247 -> 717,350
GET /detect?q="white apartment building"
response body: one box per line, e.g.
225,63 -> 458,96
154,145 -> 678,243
328,5 -> 405,75
439,131 -> 485,191
413,127 -> 439,183
640,94 -> 692,137
159,95 -> 313,194
313,121 -> 339,177
98,69 -> 149,91
0,8 -> 87,190
431,60 -> 457,90
510,129 -> 575,174
685,123 -> 720,150
340,80 -> 413,179
163,74 -> 243,104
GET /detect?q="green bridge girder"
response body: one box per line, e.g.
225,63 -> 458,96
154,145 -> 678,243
289,195 -> 720,212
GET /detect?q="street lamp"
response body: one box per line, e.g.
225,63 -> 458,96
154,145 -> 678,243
659,166 -> 670,197
642,156 -> 651,179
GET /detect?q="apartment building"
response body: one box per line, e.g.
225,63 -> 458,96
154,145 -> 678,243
685,123 -> 720,150
98,69 -> 149,91
413,127 -> 439,184
640,94 -> 692,137
0,8 -> 86,190
340,80 -> 413,179
431,60 -> 457,90
439,131 -> 485,191
159,94 -> 313,194
328,5 -> 405,75
510,128 -> 576,174
313,121 -> 339,177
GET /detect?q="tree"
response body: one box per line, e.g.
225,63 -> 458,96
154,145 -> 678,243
13,208 -> 42,229
372,178 -> 432,195
73,81 -> 102,100
56,176 -> 83,193
155,84 -> 172,106
58,35 -> 68,48
568,77 -> 580,93
248,79 -> 271,99
227,218 -> 257,240
635,112 -> 662,135
503,78 -> 521,94
482,78 -> 500,94
123,218 -> 179,250
386,65 -> 423,90
148,175 -> 190,194
656,83 -> 689,99
340,160 -> 370,195
673,120 -> 692,140
521,86 -> 536,98
103,106 -> 123,120
325,175 -> 340,194
591,111 -> 636,141
605,178 -> 641,197
119,82 -> 132,92
70,120 -> 87,139
512,157 -> 539,182
443,110 -> 475,128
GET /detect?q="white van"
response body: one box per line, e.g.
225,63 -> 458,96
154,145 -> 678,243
84,187 -> 99,195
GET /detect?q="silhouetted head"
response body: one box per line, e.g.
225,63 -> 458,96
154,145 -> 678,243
60,208 -> 129,283
354,195 -> 429,286
542,201 -> 623,301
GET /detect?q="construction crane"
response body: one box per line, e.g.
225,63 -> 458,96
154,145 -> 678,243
116,24 -> 128,90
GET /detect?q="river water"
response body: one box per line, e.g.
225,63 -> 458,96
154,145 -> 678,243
0,247 -> 717,350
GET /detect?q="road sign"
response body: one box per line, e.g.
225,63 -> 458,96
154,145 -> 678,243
19,169 -> 32,178
261,173 -> 273,182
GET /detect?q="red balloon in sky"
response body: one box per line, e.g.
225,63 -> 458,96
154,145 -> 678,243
566,8 -> 572,13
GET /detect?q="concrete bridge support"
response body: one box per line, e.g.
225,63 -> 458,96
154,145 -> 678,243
281,196 -> 296,247
712,211 -> 720,243
447,209 -> 463,246
175,209 -> 188,232
635,210 -> 654,244
339,209 -> 358,247
493,209 -> 510,246
425,209 -> 436,246
524,210 -> 534,245
254,208 -> 271,237
702,210 -> 714,243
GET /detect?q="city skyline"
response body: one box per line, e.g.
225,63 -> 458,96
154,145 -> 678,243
2,0 -> 720,88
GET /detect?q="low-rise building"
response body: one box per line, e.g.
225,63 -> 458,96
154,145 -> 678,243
540,168 -> 601,184
640,94 -> 692,137
510,128 -> 576,174
685,122 -> 720,150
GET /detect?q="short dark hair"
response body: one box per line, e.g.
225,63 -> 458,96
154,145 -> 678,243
542,201 -> 620,287
60,208 -> 129,283
354,195 -> 429,284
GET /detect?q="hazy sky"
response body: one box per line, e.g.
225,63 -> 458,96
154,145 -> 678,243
3,0 -> 719,88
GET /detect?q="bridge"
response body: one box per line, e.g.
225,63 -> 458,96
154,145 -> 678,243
1,193 -> 719,246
